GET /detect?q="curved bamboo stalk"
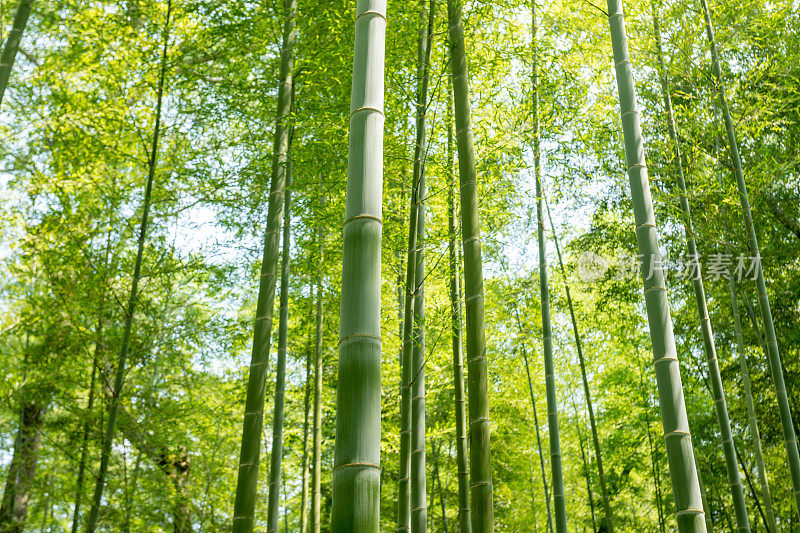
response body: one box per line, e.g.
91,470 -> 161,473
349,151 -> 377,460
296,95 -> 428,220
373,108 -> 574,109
86,4 -> 171,529
605,1 -> 705,530
446,0 -> 494,530
232,0 -> 295,529
329,0 -> 386,528
0,0 -> 32,106
700,0 -> 800,515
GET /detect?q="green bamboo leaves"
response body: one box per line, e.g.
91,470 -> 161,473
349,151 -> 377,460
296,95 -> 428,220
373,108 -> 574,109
329,0 -> 386,530
700,0 -> 800,515
605,0 -> 705,530
447,0 -> 494,530
232,0 -> 296,529
0,0 -> 32,106
651,3 -> 749,530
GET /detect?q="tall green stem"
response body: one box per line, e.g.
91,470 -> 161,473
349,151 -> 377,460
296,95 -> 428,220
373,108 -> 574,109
0,0 -> 32,106
572,403 -> 597,533
431,440 -> 449,533
446,83 -> 471,533
411,3 -> 435,530
651,4 -> 750,529
640,370 -> 666,533
311,221 -> 324,533
446,1 -> 494,529
530,3 -> 566,530
266,158 -> 293,532
300,328 -> 312,533
513,306 -> 553,533
700,0 -> 800,514
329,0 -> 386,528
86,4 -> 171,529
232,0 -> 295,529
605,1 -> 705,530
709,113 -> 778,532
544,197 -> 614,531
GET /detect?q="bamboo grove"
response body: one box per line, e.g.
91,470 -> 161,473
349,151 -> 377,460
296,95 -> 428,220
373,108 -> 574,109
0,0 -> 799,531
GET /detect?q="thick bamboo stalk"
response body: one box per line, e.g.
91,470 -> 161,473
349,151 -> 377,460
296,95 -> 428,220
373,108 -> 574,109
605,1 -> 705,530
700,0 -> 800,514
650,4 -> 750,529
446,84 -> 471,533
232,0 -> 295,529
86,4 -> 171,529
446,0 -> 494,530
0,0 -> 32,106
329,0 -> 386,528
265,159 -> 293,532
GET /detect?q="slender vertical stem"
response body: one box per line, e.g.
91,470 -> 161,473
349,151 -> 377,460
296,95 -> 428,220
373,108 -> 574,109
446,81 -> 471,533
641,371 -> 666,533
329,0 -> 386,529
86,3 -> 171,529
431,440 -> 449,533
0,0 -> 32,106
605,1 -> 705,529
735,441 -> 769,531
411,3 -> 436,530
651,4 -> 750,529
700,0 -> 800,515
397,0 -> 432,523
446,1 -> 494,530
232,0 -> 295,528
513,306 -> 553,533
572,404 -> 597,533
70,353 -> 99,533
544,196 -> 614,531
711,121 -> 778,532
694,456 -> 714,531
311,220 -> 325,533
530,3 -> 566,529
299,328 -> 312,533
266,156 -> 293,532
